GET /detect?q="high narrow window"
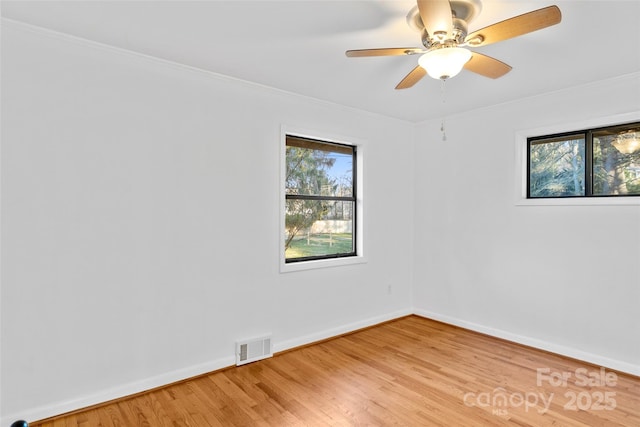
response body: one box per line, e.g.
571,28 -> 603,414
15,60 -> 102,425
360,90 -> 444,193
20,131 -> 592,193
285,135 -> 356,263
528,122 -> 640,198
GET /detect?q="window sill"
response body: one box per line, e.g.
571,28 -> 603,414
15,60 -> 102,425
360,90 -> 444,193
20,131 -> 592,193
280,255 -> 368,273
516,197 -> 640,206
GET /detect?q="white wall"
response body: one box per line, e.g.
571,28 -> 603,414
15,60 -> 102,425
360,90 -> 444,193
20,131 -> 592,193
2,17 -> 639,425
412,73 -> 640,375
0,22 -> 414,423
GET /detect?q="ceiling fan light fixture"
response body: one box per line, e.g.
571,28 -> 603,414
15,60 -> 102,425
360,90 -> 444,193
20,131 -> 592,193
418,47 -> 472,80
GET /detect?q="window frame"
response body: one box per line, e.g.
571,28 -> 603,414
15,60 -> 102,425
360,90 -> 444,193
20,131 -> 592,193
527,122 -> 640,199
515,112 -> 640,206
526,131 -> 587,199
280,126 -> 366,273
285,136 -> 357,263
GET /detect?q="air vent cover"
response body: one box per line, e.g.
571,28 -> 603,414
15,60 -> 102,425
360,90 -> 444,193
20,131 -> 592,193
236,335 -> 272,366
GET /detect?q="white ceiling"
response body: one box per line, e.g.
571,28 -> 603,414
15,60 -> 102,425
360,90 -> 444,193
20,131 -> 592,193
2,0 -> 639,122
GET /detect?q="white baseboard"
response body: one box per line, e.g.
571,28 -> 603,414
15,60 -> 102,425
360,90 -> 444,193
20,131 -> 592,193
6,307 -> 637,425
1,355 -> 235,427
3,309 -> 412,426
274,308 -> 414,353
413,309 -> 640,377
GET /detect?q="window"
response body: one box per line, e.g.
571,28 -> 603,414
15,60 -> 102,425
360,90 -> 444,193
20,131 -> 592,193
528,122 -> 640,198
284,135 -> 356,263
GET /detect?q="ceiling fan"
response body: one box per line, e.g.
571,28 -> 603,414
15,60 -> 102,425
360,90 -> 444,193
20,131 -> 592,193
346,0 -> 561,89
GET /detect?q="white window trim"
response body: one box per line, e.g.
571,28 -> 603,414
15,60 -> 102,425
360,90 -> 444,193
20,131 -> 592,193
279,125 -> 367,273
515,111 -> 640,206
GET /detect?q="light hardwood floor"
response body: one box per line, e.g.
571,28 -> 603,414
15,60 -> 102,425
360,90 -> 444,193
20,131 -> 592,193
32,316 -> 640,426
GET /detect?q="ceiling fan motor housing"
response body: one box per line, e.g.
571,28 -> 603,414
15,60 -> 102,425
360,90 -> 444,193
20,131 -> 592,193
409,0 -> 482,48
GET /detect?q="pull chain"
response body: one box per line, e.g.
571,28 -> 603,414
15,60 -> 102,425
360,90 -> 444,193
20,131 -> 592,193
440,78 -> 447,142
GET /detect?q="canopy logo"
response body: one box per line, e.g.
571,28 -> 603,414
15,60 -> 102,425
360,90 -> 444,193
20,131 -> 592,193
463,367 -> 617,416
463,388 -> 553,416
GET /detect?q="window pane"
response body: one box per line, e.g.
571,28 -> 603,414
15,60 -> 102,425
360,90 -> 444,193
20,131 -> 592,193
529,136 -> 585,197
285,146 -> 353,197
285,200 -> 354,260
592,127 -> 640,196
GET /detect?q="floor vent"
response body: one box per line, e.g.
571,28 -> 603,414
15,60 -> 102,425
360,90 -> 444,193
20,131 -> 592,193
236,335 -> 272,366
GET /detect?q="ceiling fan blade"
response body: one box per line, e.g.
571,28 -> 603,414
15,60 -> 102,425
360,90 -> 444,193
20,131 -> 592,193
395,65 -> 427,89
463,52 -> 512,79
346,48 -> 425,57
465,5 -> 561,47
417,0 -> 453,39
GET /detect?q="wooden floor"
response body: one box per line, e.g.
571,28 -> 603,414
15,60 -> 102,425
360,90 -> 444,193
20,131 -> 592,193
32,316 -> 640,426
